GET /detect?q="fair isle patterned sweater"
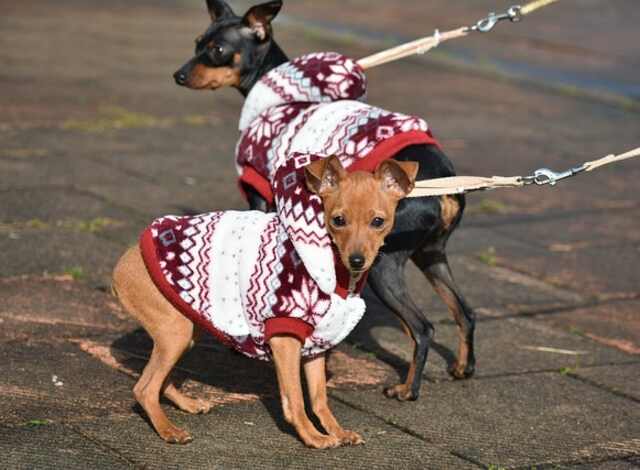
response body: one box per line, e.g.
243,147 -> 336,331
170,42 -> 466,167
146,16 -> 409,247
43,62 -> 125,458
140,211 -> 367,360
236,52 -> 440,295
140,53 -> 440,359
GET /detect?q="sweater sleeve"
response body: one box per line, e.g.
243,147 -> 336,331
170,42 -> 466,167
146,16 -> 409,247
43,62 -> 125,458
264,317 -> 314,345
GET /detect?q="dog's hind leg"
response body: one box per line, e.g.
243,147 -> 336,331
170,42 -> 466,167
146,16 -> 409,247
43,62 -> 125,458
163,350 -> 212,415
113,247 -> 200,444
367,251 -> 434,401
412,249 -> 476,379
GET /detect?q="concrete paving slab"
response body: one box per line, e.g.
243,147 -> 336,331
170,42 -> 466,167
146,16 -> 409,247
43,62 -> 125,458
350,300 -> 635,382
0,187 -> 137,225
0,128 -> 245,218
572,363 -> 640,403
333,372 -> 640,468
469,209 -> 640,298
536,300 -> 640,356
406,252 -> 585,316
0,276 -> 134,337
484,210 -> 640,249
567,456 -> 640,469
490,241 -> 640,297
73,399 -> 477,469
0,229 -> 125,285
0,423 -> 131,470
0,340 -> 134,426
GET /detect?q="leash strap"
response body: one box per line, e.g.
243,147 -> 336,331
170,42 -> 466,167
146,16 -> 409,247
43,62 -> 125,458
357,28 -> 468,70
407,146 -> 640,198
357,0 -> 561,70
520,0 -> 560,15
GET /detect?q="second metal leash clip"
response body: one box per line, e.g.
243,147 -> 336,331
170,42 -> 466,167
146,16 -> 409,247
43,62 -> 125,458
467,5 -> 523,33
520,166 -> 587,186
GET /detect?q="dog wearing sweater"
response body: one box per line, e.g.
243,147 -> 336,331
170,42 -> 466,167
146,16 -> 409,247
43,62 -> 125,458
173,0 -> 476,401
112,156 -> 418,447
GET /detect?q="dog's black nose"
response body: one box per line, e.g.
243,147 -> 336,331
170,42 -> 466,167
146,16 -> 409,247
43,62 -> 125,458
348,253 -> 365,271
173,71 -> 188,86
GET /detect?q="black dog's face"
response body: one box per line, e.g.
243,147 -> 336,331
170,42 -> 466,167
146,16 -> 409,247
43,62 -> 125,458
173,0 -> 282,91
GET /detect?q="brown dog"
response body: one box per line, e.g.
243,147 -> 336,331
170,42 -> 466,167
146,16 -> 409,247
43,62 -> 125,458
112,156 -> 417,448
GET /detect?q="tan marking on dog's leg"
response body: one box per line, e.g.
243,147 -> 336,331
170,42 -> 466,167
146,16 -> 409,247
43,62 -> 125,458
304,355 -> 364,446
439,196 -> 460,230
384,349 -> 418,400
432,281 -> 470,378
269,337 -> 341,449
383,317 -> 419,401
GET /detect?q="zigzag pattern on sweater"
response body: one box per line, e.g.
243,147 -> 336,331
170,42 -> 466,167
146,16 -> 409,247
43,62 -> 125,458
142,210 -> 366,360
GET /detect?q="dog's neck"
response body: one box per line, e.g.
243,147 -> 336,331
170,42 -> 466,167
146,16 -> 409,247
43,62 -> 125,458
237,40 -> 289,96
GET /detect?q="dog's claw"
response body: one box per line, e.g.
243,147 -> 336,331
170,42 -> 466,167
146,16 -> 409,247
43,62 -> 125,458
338,430 -> 365,446
383,384 -> 419,401
448,361 -> 475,380
181,398 -> 213,415
159,425 -> 193,445
304,434 -> 341,450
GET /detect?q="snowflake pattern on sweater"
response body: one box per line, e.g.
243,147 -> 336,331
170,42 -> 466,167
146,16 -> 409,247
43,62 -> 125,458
140,211 -> 366,360
237,52 -> 435,192
236,52 -> 440,295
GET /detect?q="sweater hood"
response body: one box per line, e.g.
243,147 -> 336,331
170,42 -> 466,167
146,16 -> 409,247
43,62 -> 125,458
239,52 -> 367,132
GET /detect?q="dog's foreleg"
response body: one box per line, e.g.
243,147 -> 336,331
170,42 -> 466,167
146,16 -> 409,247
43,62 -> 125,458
303,354 -> 364,445
367,251 -> 434,401
269,336 -> 341,449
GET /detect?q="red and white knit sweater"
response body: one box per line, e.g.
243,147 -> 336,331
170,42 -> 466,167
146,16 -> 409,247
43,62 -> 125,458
236,52 -> 440,295
140,211 -> 367,360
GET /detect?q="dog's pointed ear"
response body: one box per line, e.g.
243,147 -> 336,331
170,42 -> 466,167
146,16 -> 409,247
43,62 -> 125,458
242,1 -> 283,41
206,0 -> 235,22
305,156 -> 346,196
375,160 -> 419,199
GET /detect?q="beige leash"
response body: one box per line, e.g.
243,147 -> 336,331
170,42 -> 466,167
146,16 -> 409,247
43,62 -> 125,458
408,146 -> 640,198
357,0 -> 560,70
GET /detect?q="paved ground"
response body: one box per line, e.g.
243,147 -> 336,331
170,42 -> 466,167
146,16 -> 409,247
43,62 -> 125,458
1,1 -> 639,468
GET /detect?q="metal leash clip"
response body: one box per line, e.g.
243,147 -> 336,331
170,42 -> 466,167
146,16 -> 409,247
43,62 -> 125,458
520,165 -> 587,186
467,5 -> 523,33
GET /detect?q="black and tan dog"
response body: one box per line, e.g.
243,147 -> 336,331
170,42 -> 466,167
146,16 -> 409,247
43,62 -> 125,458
174,0 -> 476,400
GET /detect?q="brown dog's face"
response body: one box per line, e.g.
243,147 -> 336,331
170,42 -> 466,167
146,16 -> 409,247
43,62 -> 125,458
305,156 -> 419,274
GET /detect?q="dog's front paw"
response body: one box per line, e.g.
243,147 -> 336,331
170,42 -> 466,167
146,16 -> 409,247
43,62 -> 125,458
180,398 -> 213,415
159,424 -> 193,445
304,434 -> 341,450
337,429 -> 365,446
383,384 -> 418,401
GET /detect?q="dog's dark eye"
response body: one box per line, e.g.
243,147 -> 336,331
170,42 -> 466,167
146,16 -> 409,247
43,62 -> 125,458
371,217 -> 385,228
211,45 -> 224,56
331,215 -> 347,228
